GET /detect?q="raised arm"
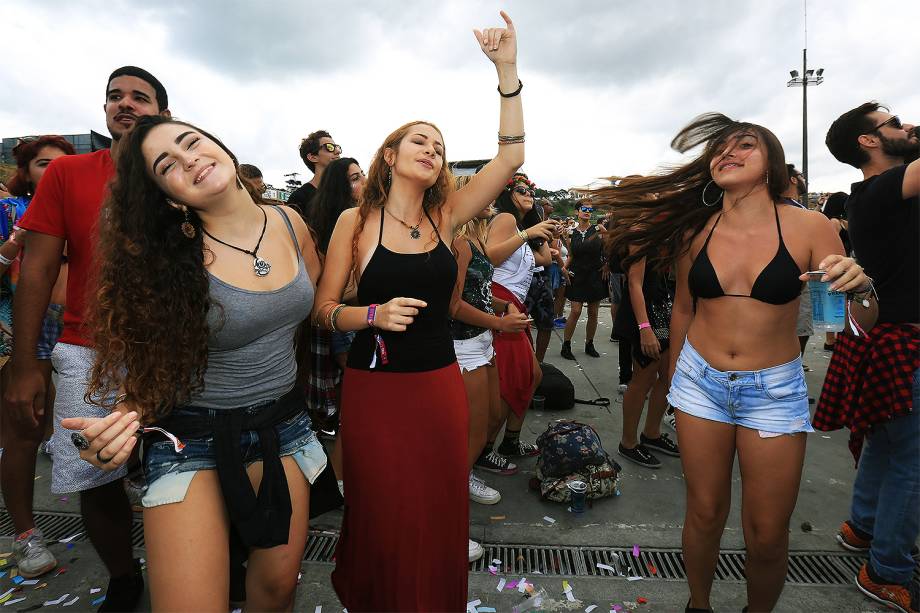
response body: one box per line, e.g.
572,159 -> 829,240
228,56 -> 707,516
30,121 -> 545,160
447,11 -> 524,227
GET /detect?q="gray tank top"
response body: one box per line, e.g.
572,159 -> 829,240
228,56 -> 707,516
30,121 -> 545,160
188,206 -> 314,409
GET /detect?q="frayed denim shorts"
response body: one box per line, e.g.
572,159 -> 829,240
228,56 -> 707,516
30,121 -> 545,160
667,341 -> 814,437
141,406 -> 327,508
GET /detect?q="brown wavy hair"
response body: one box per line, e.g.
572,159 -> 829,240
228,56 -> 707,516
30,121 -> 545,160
580,113 -> 789,272
86,115 -> 244,420
351,121 -> 454,281
6,135 -> 76,197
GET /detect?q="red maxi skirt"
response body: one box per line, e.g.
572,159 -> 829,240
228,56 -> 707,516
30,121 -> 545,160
332,363 -> 470,611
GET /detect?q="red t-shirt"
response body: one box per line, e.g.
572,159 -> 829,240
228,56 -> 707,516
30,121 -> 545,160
18,149 -> 114,347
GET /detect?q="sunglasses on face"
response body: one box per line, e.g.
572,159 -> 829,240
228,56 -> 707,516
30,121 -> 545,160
580,206 -> 594,213
513,186 -> 535,198
870,115 -> 902,133
319,143 -> 342,154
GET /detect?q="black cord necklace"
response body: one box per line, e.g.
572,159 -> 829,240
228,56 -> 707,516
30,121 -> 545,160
201,206 -> 271,276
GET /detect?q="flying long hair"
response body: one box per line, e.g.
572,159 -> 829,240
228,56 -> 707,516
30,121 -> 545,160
581,113 -> 789,272
86,115 -> 245,420
306,157 -> 360,255
350,121 -> 453,281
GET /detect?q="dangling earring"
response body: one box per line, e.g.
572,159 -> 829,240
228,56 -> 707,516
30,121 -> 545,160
386,167 -> 392,191
180,208 -> 196,239
765,171 -> 770,185
701,179 -> 724,207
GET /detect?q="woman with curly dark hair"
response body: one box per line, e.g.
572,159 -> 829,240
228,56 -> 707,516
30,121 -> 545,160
60,115 -> 326,611
312,12 -> 524,609
590,113 -> 875,612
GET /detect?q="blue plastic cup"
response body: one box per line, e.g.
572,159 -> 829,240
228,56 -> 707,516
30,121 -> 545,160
807,273 -> 845,333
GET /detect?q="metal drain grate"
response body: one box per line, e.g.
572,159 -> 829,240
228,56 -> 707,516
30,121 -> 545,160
4,510 -> 916,586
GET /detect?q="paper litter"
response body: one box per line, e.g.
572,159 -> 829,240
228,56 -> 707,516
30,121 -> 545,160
496,578 -> 506,591
44,593 -> 71,606
543,516 -> 556,524
3,597 -> 25,607
62,596 -> 80,607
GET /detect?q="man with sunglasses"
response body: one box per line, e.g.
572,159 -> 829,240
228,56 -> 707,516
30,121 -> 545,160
289,130 -> 342,213
821,102 -> 919,613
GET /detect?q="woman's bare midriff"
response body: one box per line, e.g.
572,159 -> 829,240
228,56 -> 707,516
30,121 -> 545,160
686,296 -> 802,371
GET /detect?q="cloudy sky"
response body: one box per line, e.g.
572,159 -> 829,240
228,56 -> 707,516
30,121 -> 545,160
3,0 -> 918,194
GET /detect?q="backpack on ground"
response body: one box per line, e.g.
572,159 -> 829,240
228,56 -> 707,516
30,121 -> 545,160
532,420 -> 620,503
535,362 -> 575,411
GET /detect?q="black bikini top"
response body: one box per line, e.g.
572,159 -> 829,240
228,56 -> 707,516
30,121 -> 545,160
688,203 -> 802,305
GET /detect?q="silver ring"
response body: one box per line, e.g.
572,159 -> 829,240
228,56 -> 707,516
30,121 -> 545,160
71,431 -> 90,451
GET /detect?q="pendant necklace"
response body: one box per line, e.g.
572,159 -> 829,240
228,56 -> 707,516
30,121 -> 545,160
201,206 -> 272,276
384,207 -> 423,239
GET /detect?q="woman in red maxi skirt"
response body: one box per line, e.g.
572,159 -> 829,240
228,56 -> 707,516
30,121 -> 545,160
311,13 -> 525,610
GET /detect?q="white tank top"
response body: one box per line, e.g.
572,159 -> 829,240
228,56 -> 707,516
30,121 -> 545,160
493,242 -> 534,303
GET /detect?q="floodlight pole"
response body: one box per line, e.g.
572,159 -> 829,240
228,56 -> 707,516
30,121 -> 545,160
787,48 -> 824,201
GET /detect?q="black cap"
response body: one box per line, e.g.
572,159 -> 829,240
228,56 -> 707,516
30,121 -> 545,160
107,66 -> 168,111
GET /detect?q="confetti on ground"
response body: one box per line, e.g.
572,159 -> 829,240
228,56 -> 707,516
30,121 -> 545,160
0,590 -> 12,600
44,593 -> 71,606
91,596 -> 106,606
505,580 -> 518,590
821,435 -> 831,439
314,606 -> 322,613
612,606 -> 622,612
585,606 -> 598,613
632,545 -> 640,557
491,558 -> 501,565
19,580 -> 38,586
596,563 -> 616,573
518,577 -> 528,593
62,596 -> 80,607
488,566 -> 497,575
496,578 -> 506,591
627,576 -> 643,582
466,599 -> 481,613
637,597 -> 648,604
489,516 -> 506,521
543,516 -> 556,524
3,597 -> 25,607
0,597 -> 9,606
646,563 -> 657,575
478,608 -> 497,613
0,561 -> 7,569
11,578 -> 23,586
59,532 -> 84,544
54,568 -> 68,577
32,582 -> 47,590
90,588 -> 102,594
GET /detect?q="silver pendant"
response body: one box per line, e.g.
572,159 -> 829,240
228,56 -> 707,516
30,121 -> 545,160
253,256 -> 271,276
410,227 -> 421,239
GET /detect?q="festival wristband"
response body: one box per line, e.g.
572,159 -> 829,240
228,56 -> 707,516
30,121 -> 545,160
0,253 -> 13,267
367,304 -> 378,328
638,322 -> 651,331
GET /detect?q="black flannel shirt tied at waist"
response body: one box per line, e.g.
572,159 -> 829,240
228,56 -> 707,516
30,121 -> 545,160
145,387 -> 305,549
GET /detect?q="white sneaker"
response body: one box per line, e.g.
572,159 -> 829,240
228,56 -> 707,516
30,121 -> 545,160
663,408 -> 677,433
468,538 -> 484,563
469,473 -> 501,505
618,383 -> 628,394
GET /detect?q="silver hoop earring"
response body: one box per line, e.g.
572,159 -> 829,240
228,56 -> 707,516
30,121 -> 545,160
701,179 -> 723,207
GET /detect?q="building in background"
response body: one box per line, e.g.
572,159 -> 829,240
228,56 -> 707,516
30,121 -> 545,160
450,159 -> 491,176
0,131 -> 112,164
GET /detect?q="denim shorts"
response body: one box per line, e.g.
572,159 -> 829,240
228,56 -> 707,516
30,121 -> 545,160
453,329 -> 495,373
37,304 -> 64,360
331,330 -> 355,355
141,406 -> 328,508
667,340 -> 814,436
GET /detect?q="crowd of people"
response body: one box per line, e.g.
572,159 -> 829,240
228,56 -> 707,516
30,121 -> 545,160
0,10 -> 916,613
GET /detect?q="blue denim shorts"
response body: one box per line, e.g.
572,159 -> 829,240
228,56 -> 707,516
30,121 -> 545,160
667,341 -> 814,436
141,406 -> 327,508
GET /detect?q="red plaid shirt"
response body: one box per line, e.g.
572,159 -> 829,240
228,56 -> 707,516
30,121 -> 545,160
813,323 -> 919,465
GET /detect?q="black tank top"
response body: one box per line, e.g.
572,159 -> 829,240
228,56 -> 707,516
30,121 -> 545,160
346,208 -> 458,372
688,203 -> 802,305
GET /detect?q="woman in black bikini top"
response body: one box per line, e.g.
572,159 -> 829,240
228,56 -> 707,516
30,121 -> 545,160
586,112 -> 875,613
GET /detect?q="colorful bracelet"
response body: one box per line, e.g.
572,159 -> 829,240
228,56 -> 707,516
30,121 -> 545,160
367,304 -> 378,328
638,322 -> 651,331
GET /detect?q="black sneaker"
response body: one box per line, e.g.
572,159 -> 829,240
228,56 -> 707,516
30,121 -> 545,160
560,341 -> 575,360
617,443 -> 661,469
98,558 -> 144,612
640,432 -> 680,457
474,449 -> 519,475
497,440 -> 540,458
585,341 -> 601,358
